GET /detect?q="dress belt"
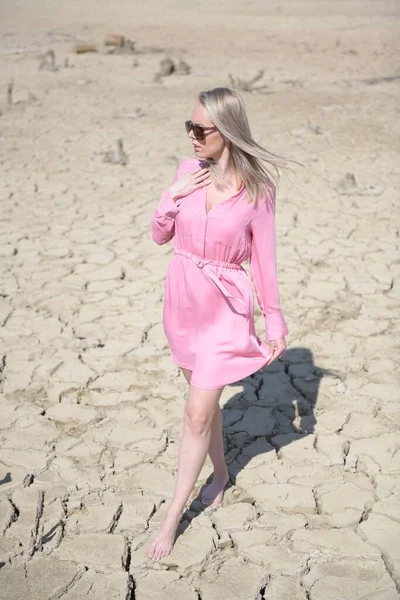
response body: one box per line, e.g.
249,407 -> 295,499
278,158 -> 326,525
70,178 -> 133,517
173,248 -> 249,315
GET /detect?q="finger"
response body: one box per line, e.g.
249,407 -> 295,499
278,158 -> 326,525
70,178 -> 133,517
263,350 -> 275,366
194,171 -> 209,181
197,176 -> 211,183
196,172 -> 211,182
265,345 -> 280,365
194,177 -> 211,188
195,179 -> 211,188
192,167 -> 209,175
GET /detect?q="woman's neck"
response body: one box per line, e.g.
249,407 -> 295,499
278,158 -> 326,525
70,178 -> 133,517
212,152 -> 238,189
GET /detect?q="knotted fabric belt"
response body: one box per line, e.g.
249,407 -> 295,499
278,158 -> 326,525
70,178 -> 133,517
173,248 -> 249,315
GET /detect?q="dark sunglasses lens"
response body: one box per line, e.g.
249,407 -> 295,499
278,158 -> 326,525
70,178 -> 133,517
185,120 -> 205,140
193,125 -> 205,141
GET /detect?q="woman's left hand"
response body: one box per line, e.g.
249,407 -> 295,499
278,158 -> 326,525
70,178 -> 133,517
265,337 -> 287,365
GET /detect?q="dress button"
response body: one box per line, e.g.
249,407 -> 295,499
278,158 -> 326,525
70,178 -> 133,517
197,261 -> 204,269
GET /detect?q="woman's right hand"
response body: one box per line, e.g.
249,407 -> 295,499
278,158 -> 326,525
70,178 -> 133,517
168,168 -> 211,201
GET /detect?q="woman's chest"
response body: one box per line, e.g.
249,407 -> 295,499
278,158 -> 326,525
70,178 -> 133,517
205,185 -> 239,213
176,187 -> 256,245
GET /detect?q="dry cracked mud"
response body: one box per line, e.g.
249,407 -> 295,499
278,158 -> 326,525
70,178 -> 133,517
0,1 -> 399,599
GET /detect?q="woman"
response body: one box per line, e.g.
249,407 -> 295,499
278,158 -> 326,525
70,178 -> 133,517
148,87 -> 290,560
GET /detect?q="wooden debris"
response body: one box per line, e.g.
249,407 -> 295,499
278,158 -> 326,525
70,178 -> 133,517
228,70 -> 270,93
154,57 -> 191,81
336,173 -> 357,194
159,57 -> 175,76
103,138 -> 129,166
28,490 -> 45,559
114,108 -> 145,120
105,34 -> 125,47
39,49 -> 58,72
74,42 -> 98,54
336,173 -> 385,197
175,60 -> 191,75
7,79 -> 14,105
23,473 -> 35,487
107,38 -> 136,55
136,45 -> 163,55
364,74 -> 400,85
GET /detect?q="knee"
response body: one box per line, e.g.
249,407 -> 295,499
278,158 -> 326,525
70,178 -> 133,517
185,408 -> 212,436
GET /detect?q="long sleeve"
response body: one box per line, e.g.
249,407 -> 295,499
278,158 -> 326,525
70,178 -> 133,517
151,164 -> 184,245
249,191 -> 288,341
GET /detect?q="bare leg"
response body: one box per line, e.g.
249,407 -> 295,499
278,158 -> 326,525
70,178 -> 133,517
181,368 -> 229,507
200,404 -> 230,506
181,367 -> 192,384
146,383 -> 224,560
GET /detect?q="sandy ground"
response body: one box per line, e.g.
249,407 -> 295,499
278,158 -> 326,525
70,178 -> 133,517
0,0 -> 399,598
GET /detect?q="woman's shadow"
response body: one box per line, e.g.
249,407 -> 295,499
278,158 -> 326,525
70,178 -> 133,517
177,346 -> 342,535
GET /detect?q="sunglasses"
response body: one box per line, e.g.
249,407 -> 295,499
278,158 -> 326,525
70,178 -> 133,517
185,120 -> 218,141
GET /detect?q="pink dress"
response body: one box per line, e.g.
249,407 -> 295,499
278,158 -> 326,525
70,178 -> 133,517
151,158 -> 289,390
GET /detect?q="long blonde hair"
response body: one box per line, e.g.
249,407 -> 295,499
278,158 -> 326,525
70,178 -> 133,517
198,87 -> 294,203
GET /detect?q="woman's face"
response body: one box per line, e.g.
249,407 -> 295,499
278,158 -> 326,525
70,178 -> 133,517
188,103 -> 227,160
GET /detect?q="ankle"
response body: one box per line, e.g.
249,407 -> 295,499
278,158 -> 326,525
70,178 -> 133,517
213,464 -> 229,479
166,505 -> 184,522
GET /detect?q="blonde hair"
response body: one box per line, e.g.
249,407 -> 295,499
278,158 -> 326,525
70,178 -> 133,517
198,87 -> 294,204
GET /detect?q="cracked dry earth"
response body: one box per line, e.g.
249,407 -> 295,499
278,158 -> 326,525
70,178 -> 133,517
0,1 -> 400,599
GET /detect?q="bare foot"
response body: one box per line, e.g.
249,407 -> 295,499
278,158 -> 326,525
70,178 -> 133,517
146,512 -> 182,561
200,468 -> 230,507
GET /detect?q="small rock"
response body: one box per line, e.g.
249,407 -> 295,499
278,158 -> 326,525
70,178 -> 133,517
159,57 -> 175,76
175,60 -> 191,75
336,173 -> 357,194
308,120 -> 322,134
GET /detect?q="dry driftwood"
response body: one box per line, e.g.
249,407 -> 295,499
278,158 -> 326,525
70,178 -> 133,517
107,38 -> 136,55
74,42 -> 98,54
39,49 -> 58,71
154,58 -> 191,82
7,80 -> 14,105
105,34 -> 125,47
228,70 -> 270,93
103,138 -> 129,166
28,490 -> 45,558
336,173 -> 357,194
23,473 -> 35,487
175,60 -> 191,75
159,57 -> 175,76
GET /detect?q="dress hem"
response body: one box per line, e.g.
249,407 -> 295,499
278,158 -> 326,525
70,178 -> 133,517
174,352 -> 273,391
